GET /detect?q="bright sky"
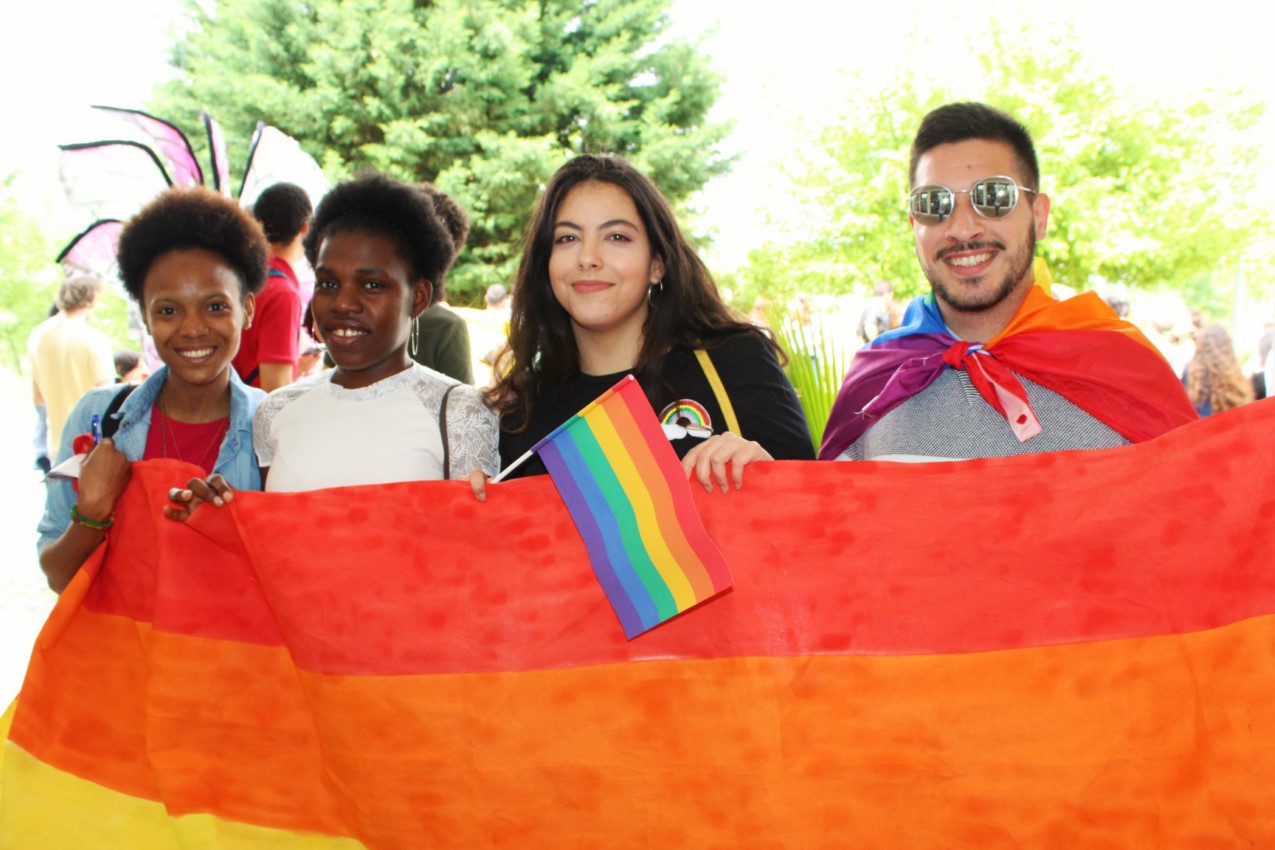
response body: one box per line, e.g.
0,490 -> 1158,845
2,0 -> 1270,269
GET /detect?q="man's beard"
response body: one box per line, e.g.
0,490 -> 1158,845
924,227 -> 1036,314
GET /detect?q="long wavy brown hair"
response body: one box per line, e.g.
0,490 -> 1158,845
486,154 -> 777,431
1185,323 -> 1254,413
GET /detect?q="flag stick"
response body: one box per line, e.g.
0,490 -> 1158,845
491,449 -> 534,483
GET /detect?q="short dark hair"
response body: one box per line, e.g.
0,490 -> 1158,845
303,173 -> 453,292
117,187 -> 269,303
252,182 -> 312,244
113,349 -> 140,379
909,102 -> 1040,189
417,183 -> 471,304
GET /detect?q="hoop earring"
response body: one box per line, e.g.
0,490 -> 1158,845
647,280 -> 663,306
409,315 -> 420,358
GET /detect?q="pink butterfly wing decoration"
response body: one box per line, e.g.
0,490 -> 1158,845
56,220 -> 124,280
203,112 -> 232,197
93,105 -> 204,187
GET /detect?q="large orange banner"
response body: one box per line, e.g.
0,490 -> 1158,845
3,401 -> 1273,848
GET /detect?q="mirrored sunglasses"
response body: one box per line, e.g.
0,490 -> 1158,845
907,176 -> 1036,225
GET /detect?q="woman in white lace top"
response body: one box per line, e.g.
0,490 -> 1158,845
251,174 -> 498,491
173,174 -> 498,504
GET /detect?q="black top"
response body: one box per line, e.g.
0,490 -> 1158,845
500,331 -> 814,478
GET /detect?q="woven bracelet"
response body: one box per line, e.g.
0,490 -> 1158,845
71,505 -> 114,531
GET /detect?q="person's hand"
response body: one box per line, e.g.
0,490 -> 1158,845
76,438 -> 132,522
468,469 -> 490,502
164,474 -> 235,522
681,433 -> 773,493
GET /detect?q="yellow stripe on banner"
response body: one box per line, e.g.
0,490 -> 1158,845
0,698 -> 13,743
0,697 -> 14,801
0,743 -> 365,850
587,403 -> 697,610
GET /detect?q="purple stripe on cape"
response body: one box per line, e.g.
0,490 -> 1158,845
817,333 -> 959,460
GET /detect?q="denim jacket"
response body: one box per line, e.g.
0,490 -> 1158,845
37,366 -> 264,551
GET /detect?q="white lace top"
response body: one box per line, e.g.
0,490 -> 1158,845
253,364 -> 499,492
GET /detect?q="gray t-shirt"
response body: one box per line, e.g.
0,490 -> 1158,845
839,368 -> 1130,461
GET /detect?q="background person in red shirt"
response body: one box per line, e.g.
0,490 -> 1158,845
234,182 -> 312,392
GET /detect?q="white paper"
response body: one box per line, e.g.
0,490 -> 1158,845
44,454 -> 85,482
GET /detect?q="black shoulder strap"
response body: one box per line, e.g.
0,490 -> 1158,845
101,383 -> 138,439
439,384 -> 458,480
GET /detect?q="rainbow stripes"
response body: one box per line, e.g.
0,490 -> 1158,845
3,402 -> 1275,847
819,285 -> 1199,458
533,375 -> 732,637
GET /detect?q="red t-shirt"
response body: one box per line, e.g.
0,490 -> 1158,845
143,405 -> 229,476
232,255 -> 303,388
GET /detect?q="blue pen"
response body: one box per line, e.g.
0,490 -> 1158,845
90,414 -> 102,446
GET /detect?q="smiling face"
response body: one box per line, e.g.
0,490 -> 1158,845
911,139 -> 1050,341
547,181 -> 665,372
141,248 -> 253,395
311,229 -> 431,389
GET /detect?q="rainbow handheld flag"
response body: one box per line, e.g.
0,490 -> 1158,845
530,375 -> 733,638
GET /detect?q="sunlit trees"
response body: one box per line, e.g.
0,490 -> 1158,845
155,0 -> 729,301
0,179 -> 57,370
736,30 -> 1269,316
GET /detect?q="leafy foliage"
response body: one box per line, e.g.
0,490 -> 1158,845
735,27 -> 1270,311
1,180 -> 138,373
769,312 -> 853,451
0,179 -> 58,371
153,0 -> 730,302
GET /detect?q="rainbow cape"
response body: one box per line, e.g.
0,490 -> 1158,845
3,401 -> 1274,847
531,375 -> 733,638
819,285 -> 1199,459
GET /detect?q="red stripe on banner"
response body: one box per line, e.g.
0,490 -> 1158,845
81,460 -> 284,647
257,404 -> 1275,674
54,400 -> 1274,678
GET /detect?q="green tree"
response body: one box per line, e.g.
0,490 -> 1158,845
153,0 -> 729,302
737,29 -> 1270,311
1,181 -> 139,374
0,178 -> 58,372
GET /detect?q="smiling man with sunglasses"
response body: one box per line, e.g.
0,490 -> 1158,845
819,102 -> 1197,462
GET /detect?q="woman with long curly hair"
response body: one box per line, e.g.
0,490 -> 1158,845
474,154 -> 812,495
1184,323 -> 1254,416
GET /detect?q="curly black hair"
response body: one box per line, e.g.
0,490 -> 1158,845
417,182 -> 469,303
251,182 -> 313,244
116,187 -> 269,303
303,173 -> 453,292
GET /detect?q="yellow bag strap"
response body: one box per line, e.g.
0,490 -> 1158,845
694,348 -> 742,437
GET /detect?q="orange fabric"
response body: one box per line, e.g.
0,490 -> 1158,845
4,401 -> 1275,847
10,616 -> 1275,846
988,285 -> 1160,353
